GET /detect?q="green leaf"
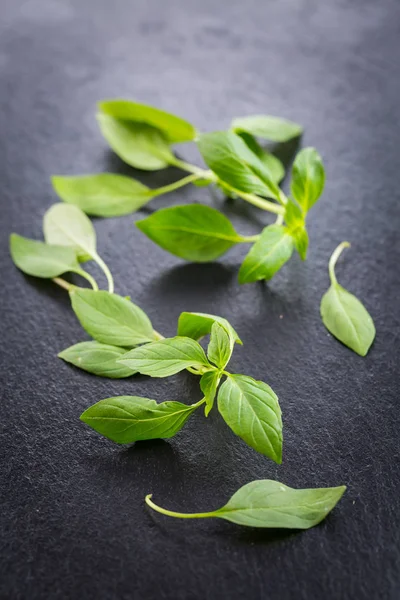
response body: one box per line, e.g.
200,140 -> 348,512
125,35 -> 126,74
291,226 -> 309,261
238,132 -> 285,183
200,370 -> 221,417
197,131 -> 283,202
81,396 -> 197,443
217,374 -> 282,463
320,243 -> 375,356
97,114 -> 174,171
207,322 -> 233,369
70,289 -> 156,347
177,312 -> 242,346
52,173 -> 153,217
238,225 -> 294,284
43,203 -> 96,262
98,99 -> 197,143
145,480 -> 346,529
9,234 -> 80,278
232,115 -> 303,142
290,147 -> 325,212
137,204 -> 243,262
118,336 -> 210,378
58,341 -> 135,378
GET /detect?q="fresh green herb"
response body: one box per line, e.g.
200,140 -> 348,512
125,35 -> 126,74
81,396 -> 202,443
43,203 -> 114,292
145,479 -> 345,528
70,288 -> 157,347
238,225 -> 294,284
290,147 -> 325,212
200,370 -> 221,417
58,341 -> 135,378
231,115 -> 303,143
136,204 -> 255,262
177,311 -> 242,345
236,132 -> 285,183
207,322 -> 233,369
321,242 -> 375,356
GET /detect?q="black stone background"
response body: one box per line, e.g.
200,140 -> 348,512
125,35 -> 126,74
1,1 -> 399,599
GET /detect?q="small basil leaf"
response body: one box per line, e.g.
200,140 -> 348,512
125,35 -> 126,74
238,225 -> 294,284
200,370 -> 221,417
207,322 -> 233,369
321,242 -> 375,356
238,132 -> 285,183
177,312 -> 242,346
70,289 -> 156,347
290,147 -> 325,212
290,225 -> 309,261
43,203 -> 96,262
232,115 -> 303,143
119,336 -> 211,377
98,99 -> 197,143
81,396 -> 196,443
137,204 -> 242,262
217,374 -> 282,463
52,174 -> 153,217
58,341 -> 135,378
197,131 -> 283,202
10,234 -> 80,278
284,198 -> 304,228
97,114 -> 174,171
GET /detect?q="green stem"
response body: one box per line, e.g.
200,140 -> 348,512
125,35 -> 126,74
151,173 -> 201,197
239,234 -> 260,243
93,253 -> 114,294
275,214 -> 284,226
328,241 -> 351,285
152,329 -> 164,340
145,494 -> 216,520
52,277 -> 76,291
73,269 -> 99,291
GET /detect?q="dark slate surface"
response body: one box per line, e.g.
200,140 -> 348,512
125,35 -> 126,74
1,1 -> 399,598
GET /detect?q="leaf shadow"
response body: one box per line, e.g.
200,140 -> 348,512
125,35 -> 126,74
16,272 -> 73,309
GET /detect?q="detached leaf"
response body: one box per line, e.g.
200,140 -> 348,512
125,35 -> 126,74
200,370 -> 221,416
59,341 -> 135,378
197,131 -> 283,202
321,242 -> 375,356
10,234 -> 80,278
137,204 -> 242,262
43,203 -> 96,262
238,225 -> 294,284
232,115 -> 303,143
291,147 -> 325,212
238,132 -> 285,183
52,173 -> 153,217
81,396 -> 196,443
98,99 -> 197,143
119,337 -> 211,377
70,289 -> 156,347
97,114 -> 174,171
217,374 -> 282,463
177,312 -> 242,345
207,322 -> 233,369
145,480 -> 346,529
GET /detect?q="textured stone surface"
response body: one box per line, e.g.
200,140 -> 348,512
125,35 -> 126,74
1,1 -> 399,598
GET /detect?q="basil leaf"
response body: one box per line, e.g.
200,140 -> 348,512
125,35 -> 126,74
290,147 -> 325,212
321,243 -> 375,356
197,131 -> 283,202
70,289 -> 156,347
137,204 -> 243,262
217,374 -> 282,463
207,322 -> 233,369
200,370 -> 221,417
81,396 -> 196,443
291,226 -> 309,261
238,225 -> 294,284
232,115 -> 303,142
9,234 -> 80,278
146,480 -> 345,528
58,341 -> 135,378
43,203 -> 96,262
97,114 -> 174,171
177,312 -> 242,345
238,132 -> 285,183
118,337 -> 210,378
98,99 -> 197,144
52,174 -> 153,217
